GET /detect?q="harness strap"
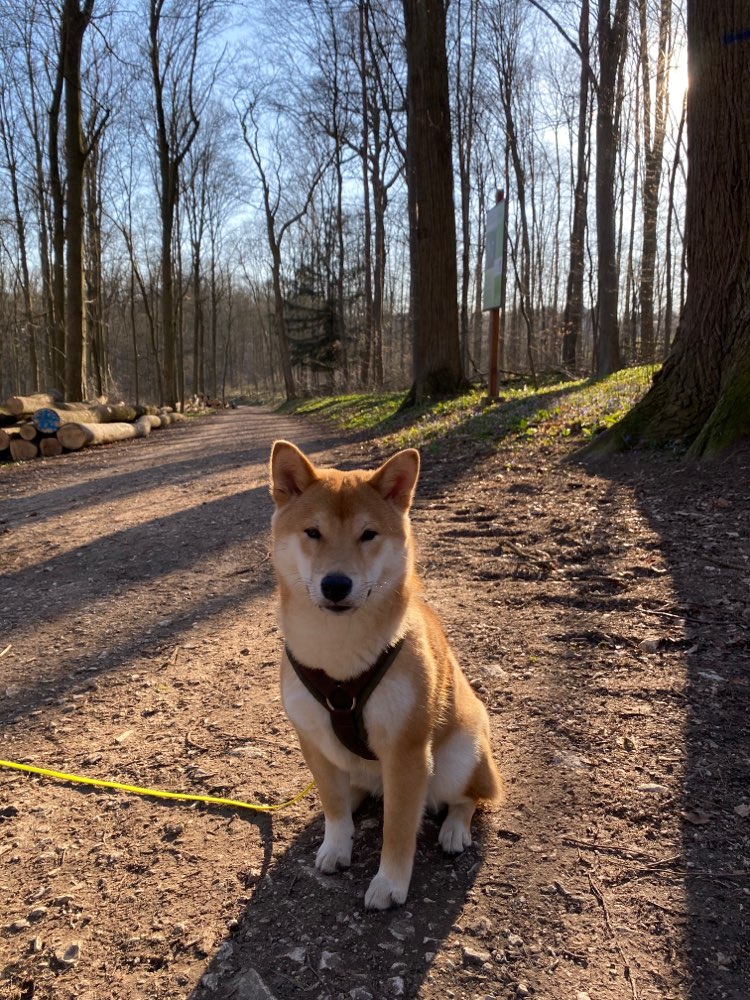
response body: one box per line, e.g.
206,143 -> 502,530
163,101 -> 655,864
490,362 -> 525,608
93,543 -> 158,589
285,637 -> 405,760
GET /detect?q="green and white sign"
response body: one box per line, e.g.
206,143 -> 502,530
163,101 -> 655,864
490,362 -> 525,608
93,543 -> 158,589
482,199 -> 506,311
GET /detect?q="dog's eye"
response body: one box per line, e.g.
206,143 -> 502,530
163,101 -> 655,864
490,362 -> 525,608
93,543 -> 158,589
360,529 -> 378,542
304,527 -> 322,540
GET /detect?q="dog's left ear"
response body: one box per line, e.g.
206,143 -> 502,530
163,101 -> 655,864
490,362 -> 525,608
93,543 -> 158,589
270,440 -> 318,506
369,449 -> 420,511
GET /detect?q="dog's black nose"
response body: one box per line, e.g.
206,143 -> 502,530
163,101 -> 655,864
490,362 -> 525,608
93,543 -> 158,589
321,574 -> 353,603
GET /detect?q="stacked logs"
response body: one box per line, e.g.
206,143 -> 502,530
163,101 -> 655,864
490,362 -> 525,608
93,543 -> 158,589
0,393 -> 186,463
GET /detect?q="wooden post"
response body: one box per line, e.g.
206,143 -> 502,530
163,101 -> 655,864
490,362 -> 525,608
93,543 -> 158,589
489,302 -> 500,399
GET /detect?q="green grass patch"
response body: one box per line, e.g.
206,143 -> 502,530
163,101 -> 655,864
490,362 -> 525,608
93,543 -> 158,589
281,366 -> 658,454
281,392 -> 404,431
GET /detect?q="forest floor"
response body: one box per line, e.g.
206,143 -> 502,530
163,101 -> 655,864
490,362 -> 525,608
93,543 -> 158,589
0,404 -> 748,1000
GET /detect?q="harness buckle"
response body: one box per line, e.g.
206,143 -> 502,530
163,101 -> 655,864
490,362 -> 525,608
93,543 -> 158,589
326,686 -> 357,712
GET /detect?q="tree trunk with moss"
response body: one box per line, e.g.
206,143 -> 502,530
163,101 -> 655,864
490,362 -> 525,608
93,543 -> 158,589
583,1 -> 750,459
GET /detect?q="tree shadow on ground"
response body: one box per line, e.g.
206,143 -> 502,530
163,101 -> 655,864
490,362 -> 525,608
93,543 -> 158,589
0,408 -> 352,732
580,446 -> 750,1000
190,797 -> 493,1000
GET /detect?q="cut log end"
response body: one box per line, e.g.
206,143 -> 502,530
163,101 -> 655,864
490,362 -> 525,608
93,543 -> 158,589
39,437 -> 64,458
10,439 -> 39,462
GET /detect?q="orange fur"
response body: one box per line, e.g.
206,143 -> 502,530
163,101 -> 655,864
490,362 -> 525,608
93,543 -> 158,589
269,440 -> 504,909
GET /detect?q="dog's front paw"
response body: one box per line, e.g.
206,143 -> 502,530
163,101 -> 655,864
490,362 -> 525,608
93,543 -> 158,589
364,870 -> 409,910
315,819 -> 353,873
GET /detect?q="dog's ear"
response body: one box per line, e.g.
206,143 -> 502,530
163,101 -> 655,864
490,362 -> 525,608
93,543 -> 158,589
369,449 -> 420,511
270,441 -> 318,506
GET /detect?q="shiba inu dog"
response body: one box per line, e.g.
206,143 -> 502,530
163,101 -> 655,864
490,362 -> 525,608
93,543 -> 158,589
269,441 -> 504,910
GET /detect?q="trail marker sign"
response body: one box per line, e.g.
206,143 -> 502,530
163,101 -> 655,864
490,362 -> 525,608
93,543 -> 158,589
483,198 -> 506,312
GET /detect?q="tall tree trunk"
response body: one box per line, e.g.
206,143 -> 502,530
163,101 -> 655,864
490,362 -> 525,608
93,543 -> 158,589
594,0 -> 629,376
148,0 -> 205,410
85,131 -> 105,397
584,1 -> 750,458
562,0 -> 590,371
664,92 -> 687,355
402,0 -> 463,402
495,22 -> 533,372
62,0 -> 95,402
623,81 -> 641,362
455,0 -> 479,372
0,91 -> 38,390
48,32 -> 66,391
638,0 -> 672,363
358,0 -> 374,387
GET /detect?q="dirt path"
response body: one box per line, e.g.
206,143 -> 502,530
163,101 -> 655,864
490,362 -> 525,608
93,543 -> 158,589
0,407 -> 748,1000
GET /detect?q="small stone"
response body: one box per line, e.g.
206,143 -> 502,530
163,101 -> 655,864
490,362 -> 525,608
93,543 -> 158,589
349,990 -> 374,1000
463,945 -> 492,967
516,984 -> 530,997
28,906 -> 48,922
389,917 -> 414,941
319,950 -> 343,971
638,638 -> 661,653
214,941 -> 233,964
466,916 -> 493,938
507,933 -> 524,948
576,992 -> 592,1000
54,942 -> 81,967
10,920 -> 30,932
285,947 -> 306,964
386,977 -> 405,996
31,936 -> 43,954
225,967 -> 278,999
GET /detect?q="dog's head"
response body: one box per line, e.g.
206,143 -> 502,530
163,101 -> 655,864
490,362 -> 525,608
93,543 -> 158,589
269,441 -> 420,615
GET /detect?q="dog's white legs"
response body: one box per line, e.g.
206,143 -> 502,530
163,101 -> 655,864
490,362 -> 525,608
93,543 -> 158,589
438,799 -> 476,854
365,748 -> 430,910
317,814 -> 355,873
299,737 -> 355,872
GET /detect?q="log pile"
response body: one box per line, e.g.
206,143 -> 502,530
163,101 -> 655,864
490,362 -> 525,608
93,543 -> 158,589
0,394 -> 187,463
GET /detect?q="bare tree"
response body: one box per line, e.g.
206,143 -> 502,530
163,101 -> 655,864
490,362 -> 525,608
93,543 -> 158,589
238,93 -> 328,401
147,0 -> 218,408
452,0 -> 480,372
0,80 -> 38,388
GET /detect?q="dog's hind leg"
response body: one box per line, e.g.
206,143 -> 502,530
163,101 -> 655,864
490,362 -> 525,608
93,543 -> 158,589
298,736 -> 355,873
438,799 -> 476,853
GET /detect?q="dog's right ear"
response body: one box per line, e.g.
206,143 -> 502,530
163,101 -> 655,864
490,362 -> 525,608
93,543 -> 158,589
270,440 -> 318,506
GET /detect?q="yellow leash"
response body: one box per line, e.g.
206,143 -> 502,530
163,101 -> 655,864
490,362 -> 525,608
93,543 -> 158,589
0,758 -> 315,814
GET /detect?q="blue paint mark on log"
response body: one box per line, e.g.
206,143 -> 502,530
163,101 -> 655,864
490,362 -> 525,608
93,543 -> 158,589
32,408 -> 62,434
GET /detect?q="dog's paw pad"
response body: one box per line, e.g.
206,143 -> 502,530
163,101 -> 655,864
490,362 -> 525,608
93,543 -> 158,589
364,873 -> 408,910
438,815 -> 472,854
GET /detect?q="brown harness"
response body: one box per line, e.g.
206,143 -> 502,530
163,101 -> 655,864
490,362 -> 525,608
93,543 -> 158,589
284,637 -> 405,760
